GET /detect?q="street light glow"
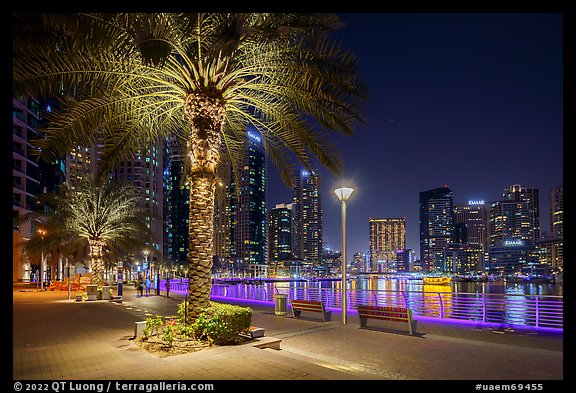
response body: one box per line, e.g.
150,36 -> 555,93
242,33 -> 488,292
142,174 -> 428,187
335,187 -> 354,201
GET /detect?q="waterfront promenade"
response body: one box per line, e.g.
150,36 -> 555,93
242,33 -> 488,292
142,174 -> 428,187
13,283 -> 564,384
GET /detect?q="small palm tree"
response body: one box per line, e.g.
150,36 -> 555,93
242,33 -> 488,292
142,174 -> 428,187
13,13 -> 367,317
21,176 -> 151,286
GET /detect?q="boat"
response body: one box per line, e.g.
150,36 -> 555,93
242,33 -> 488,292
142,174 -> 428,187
423,276 -> 452,285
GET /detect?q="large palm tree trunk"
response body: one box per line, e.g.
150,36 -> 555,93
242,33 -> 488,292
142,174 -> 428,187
88,239 -> 105,286
187,174 -> 217,316
184,93 -> 225,319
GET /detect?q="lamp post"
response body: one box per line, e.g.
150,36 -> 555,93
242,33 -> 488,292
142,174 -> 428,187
37,228 -> 47,291
335,187 -> 354,324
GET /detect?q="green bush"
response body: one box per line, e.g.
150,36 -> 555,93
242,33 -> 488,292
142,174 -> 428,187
143,315 -> 163,338
192,302 -> 252,345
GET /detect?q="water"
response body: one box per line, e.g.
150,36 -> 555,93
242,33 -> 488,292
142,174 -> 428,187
267,276 -> 563,297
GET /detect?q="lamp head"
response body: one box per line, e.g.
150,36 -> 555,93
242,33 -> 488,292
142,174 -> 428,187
335,187 -> 354,201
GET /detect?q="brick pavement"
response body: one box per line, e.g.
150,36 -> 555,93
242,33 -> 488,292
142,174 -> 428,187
12,283 -> 564,383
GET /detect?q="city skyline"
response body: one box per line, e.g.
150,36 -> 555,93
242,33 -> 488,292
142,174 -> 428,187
267,13 -> 563,257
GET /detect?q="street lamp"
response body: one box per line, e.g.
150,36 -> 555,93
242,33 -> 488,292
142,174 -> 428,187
37,228 -> 47,291
335,187 -> 354,324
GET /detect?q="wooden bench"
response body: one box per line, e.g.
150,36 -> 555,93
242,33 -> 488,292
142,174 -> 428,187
290,299 -> 332,322
357,304 -> 417,335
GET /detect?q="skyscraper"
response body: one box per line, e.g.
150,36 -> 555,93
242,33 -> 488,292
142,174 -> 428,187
502,184 -> 540,244
419,186 -> 454,272
454,201 -> 488,251
163,137 -> 190,267
549,185 -> 563,238
13,97 -> 43,282
13,97 -> 66,283
291,169 -> 323,265
113,143 -> 164,263
268,203 -> 293,262
230,128 -> 267,276
369,218 -> 406,272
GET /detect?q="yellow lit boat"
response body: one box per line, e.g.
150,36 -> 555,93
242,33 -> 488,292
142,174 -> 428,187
423,276 -> 452,285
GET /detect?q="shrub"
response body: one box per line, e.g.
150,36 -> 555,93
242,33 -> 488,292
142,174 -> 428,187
192,302 -> 252,345
143,315 -> 163,339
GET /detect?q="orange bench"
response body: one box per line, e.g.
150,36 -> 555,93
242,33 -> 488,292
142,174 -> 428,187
357,304 -> 417,335
290,299 -> 332,322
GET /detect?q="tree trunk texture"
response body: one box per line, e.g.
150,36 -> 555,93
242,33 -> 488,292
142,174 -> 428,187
184,92 -> 225,320
88,239 -> 106,286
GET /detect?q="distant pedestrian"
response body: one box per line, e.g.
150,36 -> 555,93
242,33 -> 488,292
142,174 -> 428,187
145,277 -> 151,296
165,278 -> 170,298
137,276 -> 143,296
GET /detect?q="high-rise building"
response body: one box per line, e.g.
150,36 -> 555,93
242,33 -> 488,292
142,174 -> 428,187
549,185 -> 563,238
230,128 -> 267,276
454,201 -> 488,249
13,96 -> 66,283
163,137 -> 190,267
291,169 -> 323,265
487,185 -> 541,275
268,203 -> 293,262
13,97 -> 43,282
113,143 -> 164,263
419,185 -> 454,272
536,185 -> 563,274
502,184 -> 540,244
369,218 -> 406,272
489,184 -> 540,248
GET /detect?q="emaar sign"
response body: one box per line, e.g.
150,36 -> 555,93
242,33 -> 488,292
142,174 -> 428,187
504,239 -> 524,247
468,200 -> 485,206
247,130 -> 261,143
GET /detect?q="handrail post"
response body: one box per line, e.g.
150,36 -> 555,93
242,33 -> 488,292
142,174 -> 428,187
401,291 -> 409,309
482,293 -> 486,323
535,296 -> 539,328
438,292 -> 444,318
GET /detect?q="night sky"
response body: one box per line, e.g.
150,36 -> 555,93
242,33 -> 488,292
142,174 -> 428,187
266,13 -> 563,258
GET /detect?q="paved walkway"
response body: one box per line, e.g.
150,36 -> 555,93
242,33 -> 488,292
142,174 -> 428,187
13,283 -> 564,383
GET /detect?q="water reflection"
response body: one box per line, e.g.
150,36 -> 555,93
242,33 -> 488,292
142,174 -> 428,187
209,275 -> 563,328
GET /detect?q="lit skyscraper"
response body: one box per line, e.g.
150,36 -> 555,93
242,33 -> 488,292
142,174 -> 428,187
419,185 -> 454,272
163,137 -> 190,266
292,169 -> 323,265
113,143 -> 164,263
230,128 -> 267,276
549,185 -> 563,238
502,184 -> 540,244
369,218 -> 406,272
268,203 -> 293,262
454,201 -> 488,251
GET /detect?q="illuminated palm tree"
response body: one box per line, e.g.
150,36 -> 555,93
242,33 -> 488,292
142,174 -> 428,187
21,177 -> 150,286
13,13 -> 367,317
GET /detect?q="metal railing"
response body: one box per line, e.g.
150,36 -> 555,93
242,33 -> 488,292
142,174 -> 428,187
163,280 -> 563,330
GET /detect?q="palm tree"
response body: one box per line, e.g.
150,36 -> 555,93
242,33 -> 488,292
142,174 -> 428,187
13,13 -> 367,318
21,176 -> 151,286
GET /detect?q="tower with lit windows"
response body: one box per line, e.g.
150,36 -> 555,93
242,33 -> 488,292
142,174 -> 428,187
291,169 -> 323,266
229,127 -> 268,276
419,185 -> 454,272
369,218 -> 406,272
268,203 -> 293,262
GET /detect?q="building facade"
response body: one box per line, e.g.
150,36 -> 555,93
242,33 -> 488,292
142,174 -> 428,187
369,218 -> 406,272
268,203 -> 293,262
291,169 -> 323,266
230,128 -> 268,276
419,186 -> 454,272
163,137 -> 190,269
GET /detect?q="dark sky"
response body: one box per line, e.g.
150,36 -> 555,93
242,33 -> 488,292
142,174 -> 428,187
266,13 -> 563,259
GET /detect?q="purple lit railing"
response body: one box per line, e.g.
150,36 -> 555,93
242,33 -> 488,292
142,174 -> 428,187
160,279 -> 563,330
